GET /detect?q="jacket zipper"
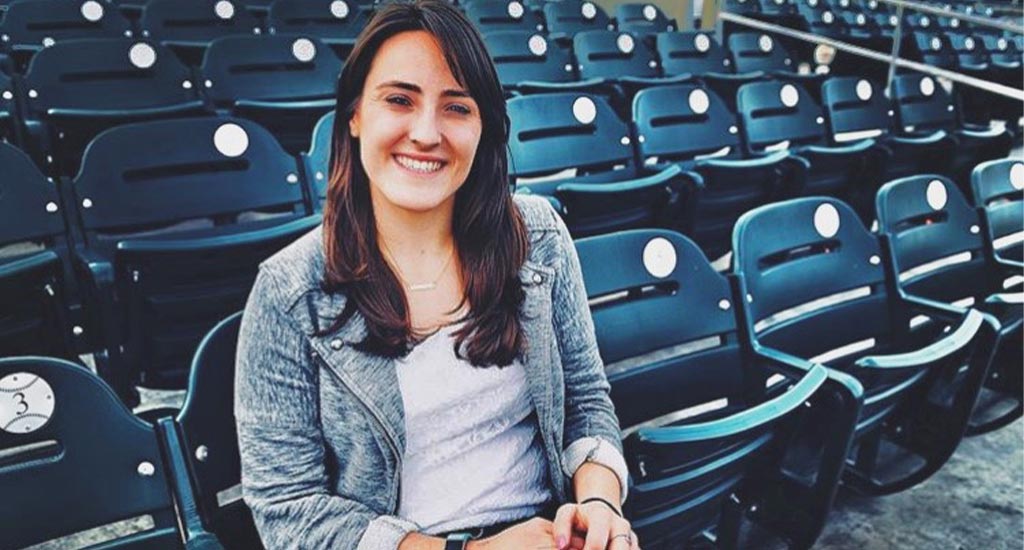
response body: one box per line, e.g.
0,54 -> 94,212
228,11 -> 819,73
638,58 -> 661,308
312,349 -> 404,513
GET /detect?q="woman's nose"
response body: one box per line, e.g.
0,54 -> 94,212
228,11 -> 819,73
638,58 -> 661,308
408,109 -> 442,147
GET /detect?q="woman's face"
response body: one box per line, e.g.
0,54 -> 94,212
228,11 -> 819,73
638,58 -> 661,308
349,30 -> 483,215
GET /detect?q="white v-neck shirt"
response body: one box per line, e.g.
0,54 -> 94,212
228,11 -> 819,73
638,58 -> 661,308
395,323 -> 552,534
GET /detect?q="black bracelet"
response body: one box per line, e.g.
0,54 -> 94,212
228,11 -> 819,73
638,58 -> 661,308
579,496 -> 622,517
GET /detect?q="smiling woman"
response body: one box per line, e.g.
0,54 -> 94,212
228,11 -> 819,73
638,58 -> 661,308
234,2 -> 635,550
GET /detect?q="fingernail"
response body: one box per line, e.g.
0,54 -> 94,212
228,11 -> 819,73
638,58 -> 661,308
556,535 -> 567,549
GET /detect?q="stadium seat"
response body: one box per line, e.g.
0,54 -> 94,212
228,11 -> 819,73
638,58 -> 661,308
614,3 -> 676,43
577,229 -> 859,549
265,0 -> 373,61
909,32 -> 958,71
572,30 -> 692,108
170,311 -> 265,549
464,0 -> 546,34
140,0 -> 262,66
875,174 -> 1022,435
543,0 -> 615,44
483,30 -> 607,95
0,142 -> 76,359
632,83 -> 808,260
733,197 -> 998,494
971,158 -> 1024,263
890,73 -> 1013,188
507,92 -> 699,237
821,76 -> 957,182
736,80 -> 886,220
0,356 -> 222,549
22,38 -> 208,176
656,31 -> 735,77
0,0 -> 134,70
68,117 -> 320,401
302,109 -> 333,204
0,71 -> 16,144
200,34 -> 339,154
727,32 -> 824,97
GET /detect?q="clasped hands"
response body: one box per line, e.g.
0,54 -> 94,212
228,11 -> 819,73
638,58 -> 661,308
470,502 -> 639,550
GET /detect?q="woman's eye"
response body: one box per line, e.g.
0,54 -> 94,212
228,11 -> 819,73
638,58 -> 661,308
447,104 -> 472,115
385,95 -> 412,107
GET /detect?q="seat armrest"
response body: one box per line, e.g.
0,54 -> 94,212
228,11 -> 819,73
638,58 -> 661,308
697,149 -> 793,170
115,215 -> 321,254
802,138 -> 876,157
854,309 -> 985,369
234,98 -> 336,111
555,164 -> 695,194
47,100 -> 207,121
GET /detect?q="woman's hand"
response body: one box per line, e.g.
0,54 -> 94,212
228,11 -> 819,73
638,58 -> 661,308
469,517 -> 566,550
552,503 -> 639,550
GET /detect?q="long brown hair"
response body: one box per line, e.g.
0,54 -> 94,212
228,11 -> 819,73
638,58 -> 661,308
321,0 -> 529,367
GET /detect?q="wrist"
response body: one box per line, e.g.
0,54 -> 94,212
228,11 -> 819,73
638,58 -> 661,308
578,496 -> 623,517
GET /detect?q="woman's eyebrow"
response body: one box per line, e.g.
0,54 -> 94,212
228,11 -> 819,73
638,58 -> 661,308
376,80 -> 472,99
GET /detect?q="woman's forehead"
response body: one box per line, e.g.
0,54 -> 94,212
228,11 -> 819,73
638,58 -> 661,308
365,30 -> 466,93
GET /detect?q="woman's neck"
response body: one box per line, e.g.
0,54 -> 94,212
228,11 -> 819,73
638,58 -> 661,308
371,194 -> 456,259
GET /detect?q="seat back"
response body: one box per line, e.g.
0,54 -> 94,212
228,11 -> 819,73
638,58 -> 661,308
875,175 -> 990,304
0,0 -> 132,52
0,72 -> 15,142
177,312 -> 263,548
303,109 -> 335,201
821,76 -> 892,143
464,0 -> 546,34
798,6 -> 847,39
733,197 -> 890,363
484,30 -> 577,87
912,32 -> 958,69
23,38 -> 204,174
507,92 -> 636,182
543,0 -> 613,38
73,117 -> 305,236
971,159 -> 1024,263
266,0 -> 372,49
946,33 -> 988,68
633,83 -> 741,164
141,0 -> 261,48
737,80 -> 826,151
574,30 -> 659,80
0,357 -> 182,549
728,32 -> 794,74
891,74 -> 956,133
656,31 -> 732,76
614,3 -> 676,39
980,34 -> 1021,66
201,34 -> 340,105
0,142 -> 74,358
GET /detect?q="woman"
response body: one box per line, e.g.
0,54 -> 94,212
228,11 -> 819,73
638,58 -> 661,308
235,2 -> 636,549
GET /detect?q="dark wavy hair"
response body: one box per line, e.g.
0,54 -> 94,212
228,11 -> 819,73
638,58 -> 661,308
320,0 -> 529,367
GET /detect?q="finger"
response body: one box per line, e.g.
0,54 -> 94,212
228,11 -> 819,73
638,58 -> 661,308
568,533 -> 587,550
552,505 -> 577,549
630,530 -> 640,550
583,513 -> 611,550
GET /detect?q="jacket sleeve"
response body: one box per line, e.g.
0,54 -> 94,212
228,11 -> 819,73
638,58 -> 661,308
235,266 -> 419,550
547,208 -> 630,503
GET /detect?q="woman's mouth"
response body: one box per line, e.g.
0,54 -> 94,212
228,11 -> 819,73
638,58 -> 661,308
394,154 -> 446,174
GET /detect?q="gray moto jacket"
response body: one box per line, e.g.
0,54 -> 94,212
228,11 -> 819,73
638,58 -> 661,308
235,194 -> 626,549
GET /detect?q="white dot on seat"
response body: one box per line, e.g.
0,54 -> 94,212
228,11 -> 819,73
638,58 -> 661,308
129,43 -> 157,69
0,373 -> 55,434
528,34 -> 547,56
643,237 -> 676,278
508,1 -> 524,19
80,0 -> 104,22
814,203 -> 840,238
572,97 -> 597,125
1009,163 -> 1024,190
643,4 -> 657,21
330,0 -> 349,18
780,84 -> 799,107
292,38 -> 316,62
758,35 -> 773,52
856,79 -> 873,101
616,33 -> 635,54
581,2 -> 597,19
926,179 -> 947,210
688,89 -> 710,114
919,77 -> 935,97
214,123 -> 249,157
214,0 -> 235,20
694,33 -> 710,52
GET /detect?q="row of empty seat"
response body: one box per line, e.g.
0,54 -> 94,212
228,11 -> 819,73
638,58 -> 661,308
4,161 -> 1020,547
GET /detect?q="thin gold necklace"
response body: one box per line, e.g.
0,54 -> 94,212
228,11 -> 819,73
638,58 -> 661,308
379,239 -> 456,292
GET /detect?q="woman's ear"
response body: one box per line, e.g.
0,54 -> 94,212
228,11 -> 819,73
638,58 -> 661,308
349,109 -> 361,139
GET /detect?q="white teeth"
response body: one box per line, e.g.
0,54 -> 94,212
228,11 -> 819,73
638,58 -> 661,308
396,155 -> 443,173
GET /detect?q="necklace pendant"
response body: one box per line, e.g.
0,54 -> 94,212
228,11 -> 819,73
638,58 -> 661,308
408,282 -> 437,292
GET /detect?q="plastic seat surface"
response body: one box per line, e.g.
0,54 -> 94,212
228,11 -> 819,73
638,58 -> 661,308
0,356 -> 184,549
578,229 -> 845,548
484,30 -> 579,88
972,159 -> 1024,264
141,0 -> 261,64
0,0 -> 132,67
0,142 -> 75,359
733,196 -> 997,494
22,38 -> 207,176
70,117 -> 319,395
543,0 -> 614,40
266,0 -> 372,58
656,31 -> 734,77
464,0 -> 546,34
200,34 -> 339,154
876,174 -> 1023,434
